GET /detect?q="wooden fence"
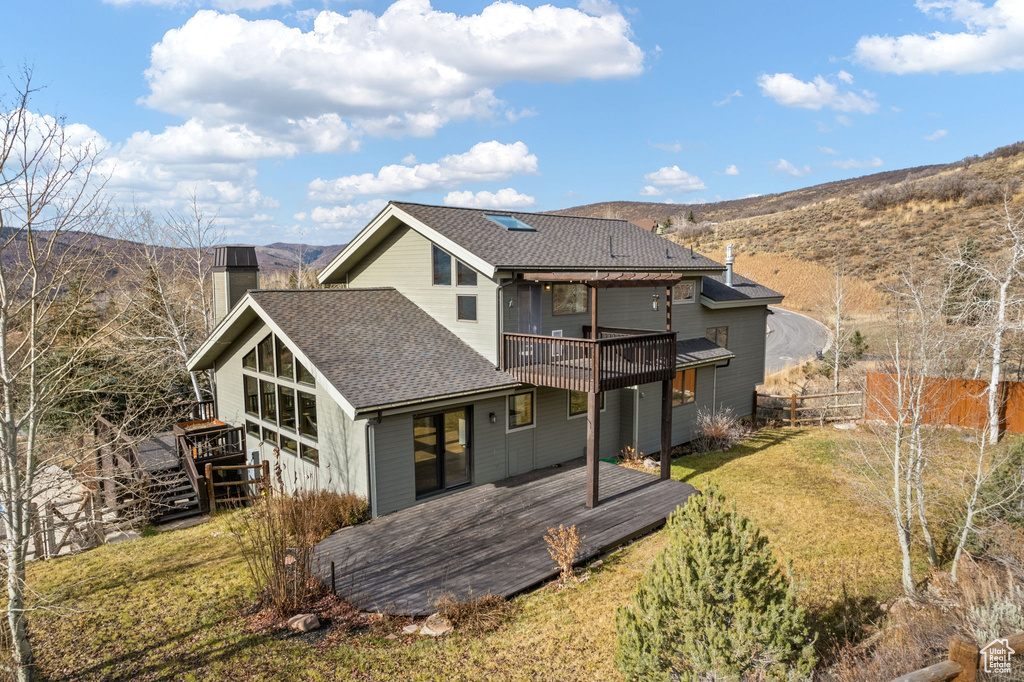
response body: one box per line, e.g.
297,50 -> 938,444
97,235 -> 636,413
205,461 -> 270,513
891,632 -> 1024,682
866,372 -> 1024,434
20,491 -> 109,560
752,390 -> 864,428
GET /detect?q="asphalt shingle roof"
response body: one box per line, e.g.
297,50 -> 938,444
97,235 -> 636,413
676,337 -> 735,368
250,288 -> 519,411
701,272 -> 783,302
393,202 -> 723,272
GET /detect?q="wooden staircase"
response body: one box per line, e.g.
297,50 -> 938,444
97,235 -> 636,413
146,464 -> 204,524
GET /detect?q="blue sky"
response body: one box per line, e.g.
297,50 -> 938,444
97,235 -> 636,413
5,0 -> 1024,244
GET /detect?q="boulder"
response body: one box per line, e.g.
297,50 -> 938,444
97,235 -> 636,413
401,624 -> 420,635
419,613 -> 453,636
287,613 -> 320,632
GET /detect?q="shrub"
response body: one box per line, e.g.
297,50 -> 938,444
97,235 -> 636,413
619,445 -> 644,462
692,407 -> 748,453
615,488 -> 817,681
435,593 -> 514,633
544,524 -> 584,586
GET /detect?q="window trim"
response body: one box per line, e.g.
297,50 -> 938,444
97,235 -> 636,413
506,389 -> 537,432
297,390 -> 318,441
672,279 -> 697,305
243,374 -> 259,417
300,443 -> 319,466
432,244 -> 453,286
278,385 -> 297,432
551,282 -> 589,316
567,390 -> 606,420
413,406 -> 474,499
456,294 -> 478,322
275,337 -> 294,380
257,334 -> 275,375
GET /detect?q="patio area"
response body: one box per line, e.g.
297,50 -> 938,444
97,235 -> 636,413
313,459 -> 697,615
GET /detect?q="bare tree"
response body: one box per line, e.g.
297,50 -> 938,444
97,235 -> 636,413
820,265 -> 849,394
114,197 -> 221,402
946,203 -> 1024,443
0,72 -> 113,681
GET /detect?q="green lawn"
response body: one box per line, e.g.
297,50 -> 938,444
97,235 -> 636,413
30,428 -> 902,681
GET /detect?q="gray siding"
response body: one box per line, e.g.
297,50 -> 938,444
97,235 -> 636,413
370,387 -> 626,516
212,318 -> 369,499
348,224 -> 500,364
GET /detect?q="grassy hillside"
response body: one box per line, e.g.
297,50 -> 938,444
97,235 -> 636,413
29,429 -> 901,681
560,142 -> 1024,322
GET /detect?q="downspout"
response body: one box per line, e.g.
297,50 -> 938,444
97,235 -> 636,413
365,412 -> 381,518
496,274 -> 517,369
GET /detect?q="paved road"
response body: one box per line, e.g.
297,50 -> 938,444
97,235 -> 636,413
765,307 -> 830,374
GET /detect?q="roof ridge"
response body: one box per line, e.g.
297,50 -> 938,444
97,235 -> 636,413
391,200 -> 634,223
251,287 -> 397,293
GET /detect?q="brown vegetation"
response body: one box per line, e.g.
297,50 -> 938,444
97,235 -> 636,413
544,524 -> 584,587
434,593 -> 515,633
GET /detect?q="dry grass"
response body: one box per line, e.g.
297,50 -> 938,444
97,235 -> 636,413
26,428 -> 911,681
434,593 -> 515,634
544,524 -> 584,587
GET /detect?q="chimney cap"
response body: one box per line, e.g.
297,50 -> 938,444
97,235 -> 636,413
214,245 -> 259,270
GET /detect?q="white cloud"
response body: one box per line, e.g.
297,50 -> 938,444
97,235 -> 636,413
714,89 -> 743,106
141,2 -> 643,147
307,200 -> 389,228
855,0 -> 1024,74
638,185 -> 663,197
925,128 -> 949,141
307,140 -> 538,202
817,146 -> 839,155
831,156 -> 884,169
772,158 -> 812,177
642,165 -> 707,192
757,73 -> 879,114
724,164 -> 739,176
443,188 -> 536,209
103,0 -> 291,7
649,140 -> 683,152
837,69 -> 854,84
835,114 -> 854,127
401,153 -> 418,165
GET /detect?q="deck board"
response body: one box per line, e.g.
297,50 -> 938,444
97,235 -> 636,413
313,460 -> 697,615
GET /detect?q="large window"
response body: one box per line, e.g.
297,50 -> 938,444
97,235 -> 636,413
257,334 -> 275,374
672,369 -> 696,407
457,295 -> 477,321
706,326 -> 729,349
281,434 -> 298,455
456,261 -> 477,286
414,407 -> 471,497
296,360 -> 315,386
508,391 -> 535,430
278,386 -> 296,431
301,444 -> 319,466
298,391 -> 317,439
242,348 -> 257,370
260,380 -> 277,422
672,280 -> 696,304
552,283 -> 588,316
276,338 -> 294,380
432,244 -> 452,286
568,390 -> 604,418
244,375 -> 259,416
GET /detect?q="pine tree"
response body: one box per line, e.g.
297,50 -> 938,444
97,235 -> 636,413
616,488 -> 816,681
687,210 -> 696,223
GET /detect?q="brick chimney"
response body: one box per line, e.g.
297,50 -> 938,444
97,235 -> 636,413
212,245 -> 259,323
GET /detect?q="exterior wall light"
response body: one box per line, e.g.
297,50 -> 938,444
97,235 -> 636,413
489,412 -> 497,424
652,294 -> 660,311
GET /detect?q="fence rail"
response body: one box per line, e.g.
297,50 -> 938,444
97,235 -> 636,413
890,631 -> 1024,682
752,390 -> 864,428
24,491 -> 111,560
205,461 -> 270,513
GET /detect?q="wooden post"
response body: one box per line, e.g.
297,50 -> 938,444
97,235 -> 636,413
790,394 -> 797,427
752,391 -> 759,429
29,503 -> 42,560
331,560 -> 336,596
262,460 -> 271,498
43,504 -> 56,558
586,390 -> 600,508
590,285 -> 598,340
948,636 -> 979,682
660,378 -> 672,481
665,285 -> 672,332
205,462 -> 216,513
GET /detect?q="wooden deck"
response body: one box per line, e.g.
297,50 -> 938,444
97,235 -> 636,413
313,460 -> 697,615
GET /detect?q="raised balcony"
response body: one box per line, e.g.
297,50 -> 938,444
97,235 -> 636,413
501,328 -> 677,393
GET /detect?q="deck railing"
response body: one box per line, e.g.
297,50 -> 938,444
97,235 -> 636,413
176,426 -> 245,462
502,331 -> 676,393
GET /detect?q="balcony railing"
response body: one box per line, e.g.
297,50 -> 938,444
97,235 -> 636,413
502,329 -> 677,393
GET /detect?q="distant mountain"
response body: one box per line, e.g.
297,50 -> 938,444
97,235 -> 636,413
252,242 -> 347,274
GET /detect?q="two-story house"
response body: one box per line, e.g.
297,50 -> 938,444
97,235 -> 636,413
187,202 -> 782,517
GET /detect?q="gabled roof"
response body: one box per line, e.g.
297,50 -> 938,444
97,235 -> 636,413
676,337 -> 735,368
701,272 -> 784,308
319,202 -> 724,283
188,288 -> 520,417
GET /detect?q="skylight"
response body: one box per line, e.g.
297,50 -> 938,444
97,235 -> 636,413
485,214 -> 535,232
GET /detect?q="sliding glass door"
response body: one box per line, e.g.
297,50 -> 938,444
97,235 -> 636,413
414,407 -> 471,497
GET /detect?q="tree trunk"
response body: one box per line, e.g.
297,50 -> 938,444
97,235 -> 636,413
988,281 -> 1009,445
6,534 -> 33,681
